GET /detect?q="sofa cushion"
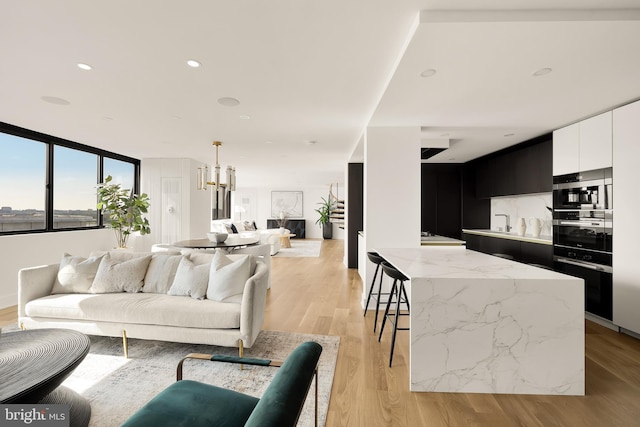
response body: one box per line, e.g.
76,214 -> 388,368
167,255 -> 209,299
51,253 -> 105,294
207,252 -> 250,303
143,253 -> 182,294
24,293 -> 241,329
90,253 -> 152,294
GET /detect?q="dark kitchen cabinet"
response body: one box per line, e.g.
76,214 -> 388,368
463,233 -> 553,268
520,241 -> 554,268
475,135 -> 552,198
516,140 -> 553,195
421,164 -> 462,239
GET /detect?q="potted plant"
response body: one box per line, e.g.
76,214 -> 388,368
314,195 -> 335,239
97,175 -> 151,248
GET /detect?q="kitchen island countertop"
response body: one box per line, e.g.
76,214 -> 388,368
375,246 -> 584,396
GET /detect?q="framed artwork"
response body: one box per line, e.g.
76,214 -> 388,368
271,191 -> 303,218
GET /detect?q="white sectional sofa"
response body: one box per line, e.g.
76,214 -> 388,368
211,220 -> 288,255
18,249 -> 269,356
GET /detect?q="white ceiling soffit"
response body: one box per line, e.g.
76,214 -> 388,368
370,8 -> 640,163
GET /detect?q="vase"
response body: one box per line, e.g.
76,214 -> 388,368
516,217 -> 527,237
322,223 -> 333,239
529,218 -> 542,238
279,227 -> 285,234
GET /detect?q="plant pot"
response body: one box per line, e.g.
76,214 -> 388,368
322,222 -> 333,240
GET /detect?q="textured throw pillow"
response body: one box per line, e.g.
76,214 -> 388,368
52,253 -> 104,294
90,253 -> 152,293
207,251 -> 251,302
243,220 -> 256,231
143,253 -> 182,294
167,255 -> 209,299
229,223 -> 238,234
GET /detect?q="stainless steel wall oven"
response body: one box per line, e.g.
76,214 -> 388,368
553,167 -> 613,320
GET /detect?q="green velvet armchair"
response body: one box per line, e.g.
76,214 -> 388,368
121,341 -> 323,427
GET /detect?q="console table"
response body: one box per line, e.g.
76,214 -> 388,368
267,218 -> 306,238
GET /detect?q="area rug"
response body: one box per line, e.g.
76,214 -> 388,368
1,326 -> 339,427
273,239 -> 322,257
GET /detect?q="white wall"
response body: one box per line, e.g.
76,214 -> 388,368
0,229 -> 113,309
141,158 -> 211,248
232,185 -> 345,240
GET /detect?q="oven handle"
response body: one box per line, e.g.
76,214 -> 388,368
554,257 -> 612,273
553,220 -> 608,227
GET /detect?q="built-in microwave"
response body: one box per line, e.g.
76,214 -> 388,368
553,209 -> 612,253
553,167 -> 612,210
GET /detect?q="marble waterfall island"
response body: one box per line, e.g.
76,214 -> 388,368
376,247 -> 584,396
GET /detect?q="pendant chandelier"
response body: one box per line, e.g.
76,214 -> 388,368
197,140 -> 236,219
197,141 -> 236,191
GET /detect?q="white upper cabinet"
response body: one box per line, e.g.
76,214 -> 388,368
579,111 -> 612,172
553,111 -> 612,176
552,123 -> 579,175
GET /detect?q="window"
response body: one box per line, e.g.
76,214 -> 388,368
0,121 -> 140,235
53,146 -> 99,229
104,157 -> 135,190
0,133 -> 46,232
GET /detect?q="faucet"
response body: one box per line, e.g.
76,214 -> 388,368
495,213 -> 511,232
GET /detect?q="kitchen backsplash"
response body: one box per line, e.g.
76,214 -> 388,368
491,193 -> 553,236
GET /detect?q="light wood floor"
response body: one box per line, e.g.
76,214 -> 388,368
3,239 -> 640,426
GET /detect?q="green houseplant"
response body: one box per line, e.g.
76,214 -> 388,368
97,175 -> 151,248
314,195 -> 335,239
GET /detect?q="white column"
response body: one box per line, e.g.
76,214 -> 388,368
362,126 -> 421,306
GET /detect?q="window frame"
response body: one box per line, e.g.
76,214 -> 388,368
0,121 -> 140,236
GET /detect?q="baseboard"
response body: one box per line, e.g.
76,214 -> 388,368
585,312 -> 619,332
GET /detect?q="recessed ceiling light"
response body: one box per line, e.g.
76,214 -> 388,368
217,97 -> 240,107
239,115 -> 250,120
41,96 -> 70,105
103,116 -> 114,121
448,158 -> 456,161
265,141 -> 273,144
77,63 -> 92,71
420,68 -> 437,78
187,59 -> 201,68
504,133 -> 515,137
532,68 -> 552,77
305,140 -> 317,145
440,133 -> 449,137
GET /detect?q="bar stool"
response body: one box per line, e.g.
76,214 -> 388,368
378,262 -> 410,367
363,252 -> 390,333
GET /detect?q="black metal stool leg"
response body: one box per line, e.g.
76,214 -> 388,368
401,281 -> 410,312
378,279 -> 397,342
389,281 -> 404,367
373,268 -> 386,333
363,263 -> 380,317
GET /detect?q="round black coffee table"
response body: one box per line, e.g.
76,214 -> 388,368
0,329 -> 91,426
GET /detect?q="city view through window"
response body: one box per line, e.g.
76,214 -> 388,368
0,129 -> 136,233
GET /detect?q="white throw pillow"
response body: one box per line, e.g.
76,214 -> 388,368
52,253 -> 104,294
90,253 -> 152,293
167,255 -> 209,299
143,253 -> 182,294
207,251 -> 250,302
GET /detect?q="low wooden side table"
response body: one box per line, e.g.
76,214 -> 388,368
279,233 -> 296,248
1,329 -> 92,426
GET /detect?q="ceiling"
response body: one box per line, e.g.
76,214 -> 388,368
2,1 -> 640,188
